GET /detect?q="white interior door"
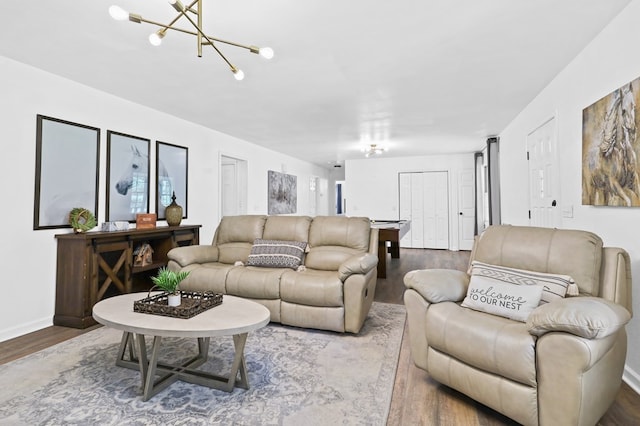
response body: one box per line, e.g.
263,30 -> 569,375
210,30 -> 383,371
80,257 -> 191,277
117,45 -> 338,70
220,155 -> 247,217
528,117 -> 560,227
458,168 -> 475,250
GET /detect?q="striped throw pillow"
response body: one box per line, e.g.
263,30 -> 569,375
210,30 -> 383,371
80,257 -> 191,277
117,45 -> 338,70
469,261 -> 578,305
246,239 -> 307,270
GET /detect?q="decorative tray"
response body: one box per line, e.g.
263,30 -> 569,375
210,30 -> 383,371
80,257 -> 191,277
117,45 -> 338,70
133,291 -> 223,319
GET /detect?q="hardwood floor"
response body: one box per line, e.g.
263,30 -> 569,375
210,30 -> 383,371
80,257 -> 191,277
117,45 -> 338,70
1,248 -> 639,425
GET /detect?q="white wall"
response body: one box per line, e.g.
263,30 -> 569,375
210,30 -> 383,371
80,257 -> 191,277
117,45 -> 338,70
499,0 -> 640,390
344,154 -> 475,250
0,55 -> 329,341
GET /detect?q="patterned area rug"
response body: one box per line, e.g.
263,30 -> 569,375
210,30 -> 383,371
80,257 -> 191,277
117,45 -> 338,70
0,302 -> 405,425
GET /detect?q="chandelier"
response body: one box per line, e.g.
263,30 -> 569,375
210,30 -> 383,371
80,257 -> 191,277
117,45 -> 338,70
109,0 -> 273,81
362,144 -> 386,158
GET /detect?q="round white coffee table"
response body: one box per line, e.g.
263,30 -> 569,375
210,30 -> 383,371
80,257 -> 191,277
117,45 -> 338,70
93,293 -> 270,401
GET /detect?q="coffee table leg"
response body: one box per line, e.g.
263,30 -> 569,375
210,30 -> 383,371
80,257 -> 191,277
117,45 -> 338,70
232,333 -> 250,390
114,332 -> 251,400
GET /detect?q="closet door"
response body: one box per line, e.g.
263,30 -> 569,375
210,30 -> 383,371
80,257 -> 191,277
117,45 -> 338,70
399,173 -> 412,247
410,172 -> 425,248
399,171 -> 450,249
434,171 -> 450,249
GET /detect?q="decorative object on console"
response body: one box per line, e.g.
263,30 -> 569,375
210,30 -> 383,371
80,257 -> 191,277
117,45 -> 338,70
108,0 -> 274,81
136,213 -> 157,229
133,243 -> 154,267
68,207 -> 97,233
156,141 -> 188,222
150,267 -> 191,307
106,131 -> 150,222
34,115 -> 100,230
164,192 -> 183,226
101,221 -> 129,232
267,170 -> 297,214
582,75 -> 640,206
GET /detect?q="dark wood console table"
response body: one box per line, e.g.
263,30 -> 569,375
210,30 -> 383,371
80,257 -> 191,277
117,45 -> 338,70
54,225 -> 201,328
371,220 -> 410,278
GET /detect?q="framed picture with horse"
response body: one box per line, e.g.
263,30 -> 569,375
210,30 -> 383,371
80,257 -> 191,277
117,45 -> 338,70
33,115 -> 100,230
155,141 -> 188,221
106,131 -> 151,221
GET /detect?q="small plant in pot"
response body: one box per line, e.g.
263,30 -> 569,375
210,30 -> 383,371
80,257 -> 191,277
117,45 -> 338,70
151,267 -> 190,307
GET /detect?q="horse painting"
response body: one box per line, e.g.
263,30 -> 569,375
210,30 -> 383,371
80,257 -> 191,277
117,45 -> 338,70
583,80 -> 640,206
109,143 -> 150,220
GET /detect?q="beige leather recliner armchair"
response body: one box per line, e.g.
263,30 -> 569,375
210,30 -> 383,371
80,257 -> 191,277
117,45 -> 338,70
403,225 -> 632,426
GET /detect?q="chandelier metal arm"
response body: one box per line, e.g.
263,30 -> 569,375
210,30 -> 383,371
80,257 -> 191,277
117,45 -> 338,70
110,0 -> 272,79
169,1 -> 237,70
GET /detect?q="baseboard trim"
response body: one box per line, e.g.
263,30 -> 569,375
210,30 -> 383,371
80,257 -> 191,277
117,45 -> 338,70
0,317 -> 52,343
623,365 -> 640,395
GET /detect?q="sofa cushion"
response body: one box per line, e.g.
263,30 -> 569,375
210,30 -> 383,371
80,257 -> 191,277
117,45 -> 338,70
178,263 -> 231,294
246,239 -> 307,270
305,216 -> 371,271
263,215 -> 312,242
215,215 -> 267,264
472,225 -> 603,296
226,266 -> 285,299
426,302 -> 538,386
461,275 -> 543,322
470,261 -> 577,304
280,269 -> 343,307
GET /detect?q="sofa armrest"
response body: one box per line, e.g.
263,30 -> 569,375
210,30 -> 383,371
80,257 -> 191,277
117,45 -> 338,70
403,269 -> 469,303
527,297 -> 631,339
167,245 -> 219,267
338,253 -> 378,281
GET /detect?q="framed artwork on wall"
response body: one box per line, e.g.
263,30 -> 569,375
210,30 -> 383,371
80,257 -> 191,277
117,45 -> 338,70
106,131 -> 150,221
268,170 -> 297,214
156,141 -> 188,220
33,115 -> 100,230
583,76 -> 640,206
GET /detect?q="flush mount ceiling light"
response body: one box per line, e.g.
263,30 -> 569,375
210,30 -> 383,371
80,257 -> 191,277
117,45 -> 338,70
109,0 -> 273,81
362,144 -> 386,158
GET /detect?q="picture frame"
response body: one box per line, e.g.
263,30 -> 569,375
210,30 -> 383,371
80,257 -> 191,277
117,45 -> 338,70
156,141 -> 188,220
106,131 -> 150,222
268,170 -> 297,214
582,76 -> 640,206
33,115 -> 100,230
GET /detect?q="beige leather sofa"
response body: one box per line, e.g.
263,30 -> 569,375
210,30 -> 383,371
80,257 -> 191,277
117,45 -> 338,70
167,215 -> 379,333
404,225 -> 632,426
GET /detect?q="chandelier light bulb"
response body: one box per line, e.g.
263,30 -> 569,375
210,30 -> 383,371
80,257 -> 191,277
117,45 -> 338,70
109,5 -> 129,21
233,69 -> 245,81
168,0 -> 185,12
259,47 -> 274,60
149,32 -> 164,46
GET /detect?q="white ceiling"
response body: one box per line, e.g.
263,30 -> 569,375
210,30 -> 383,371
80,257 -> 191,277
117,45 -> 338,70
0,0 -> 631,167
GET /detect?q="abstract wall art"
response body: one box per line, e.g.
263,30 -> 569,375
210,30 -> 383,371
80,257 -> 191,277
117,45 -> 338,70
268,170 -> 297,214
583,77 -> 640,206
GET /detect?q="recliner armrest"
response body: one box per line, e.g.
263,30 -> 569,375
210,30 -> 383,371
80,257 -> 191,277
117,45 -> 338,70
338,253 -> 378,281
403,269 -> 469,303
167,245 -> 219,267
527,297 -> 631,339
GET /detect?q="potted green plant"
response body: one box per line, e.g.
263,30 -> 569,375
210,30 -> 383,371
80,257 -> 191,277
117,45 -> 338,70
151,267 -> 190,306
